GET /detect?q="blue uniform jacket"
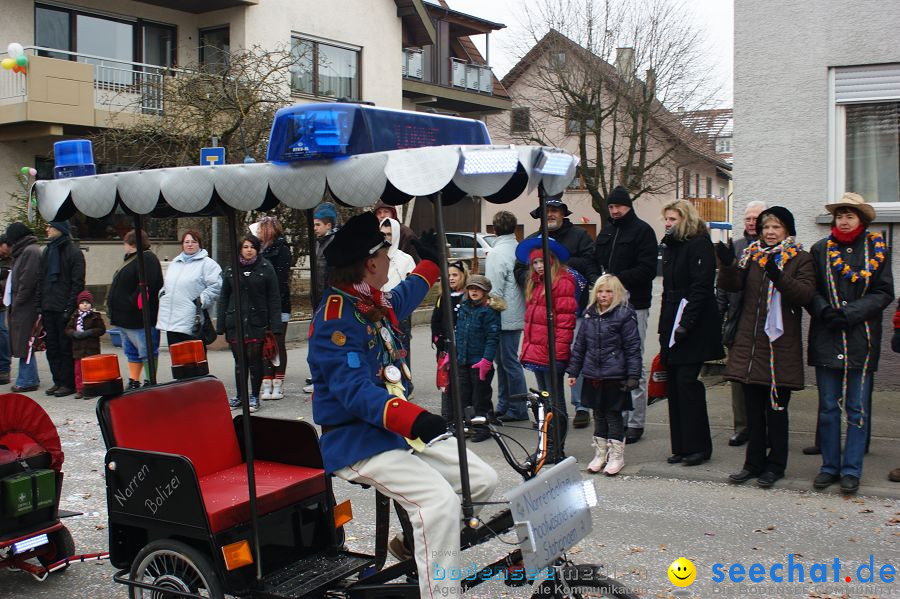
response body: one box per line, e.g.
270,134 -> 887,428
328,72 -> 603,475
309,261 -> 439,473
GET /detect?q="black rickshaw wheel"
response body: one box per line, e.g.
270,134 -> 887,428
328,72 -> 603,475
37,526 -> 76,571
129,539 -> 224,599
530,564 -> 639,599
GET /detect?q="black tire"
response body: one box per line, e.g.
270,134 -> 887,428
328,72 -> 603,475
128,539 -> 224,599
37,526 -> 76,572
530,563 -> 639,599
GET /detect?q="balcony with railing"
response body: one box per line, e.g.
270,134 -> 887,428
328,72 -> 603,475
449,58 -> 493,95
401,49 -> 495,96
0,47 -> 175,133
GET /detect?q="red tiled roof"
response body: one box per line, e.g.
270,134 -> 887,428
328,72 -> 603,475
502,30 -> 730,169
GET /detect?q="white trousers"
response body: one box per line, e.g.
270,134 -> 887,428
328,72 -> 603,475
335,438 -> 498,599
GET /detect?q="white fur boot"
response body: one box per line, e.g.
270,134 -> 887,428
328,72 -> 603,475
587,437 -> 608,474
604,439 -> 625,475
260,378 -> 273,400
270,378 -> 284,400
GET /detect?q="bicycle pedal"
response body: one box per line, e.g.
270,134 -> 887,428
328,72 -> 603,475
502,565 -> 530,587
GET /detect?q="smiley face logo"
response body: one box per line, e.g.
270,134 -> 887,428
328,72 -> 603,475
668,557 -> 696,587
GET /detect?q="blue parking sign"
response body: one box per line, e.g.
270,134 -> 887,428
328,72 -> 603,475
200,147 -> 226,166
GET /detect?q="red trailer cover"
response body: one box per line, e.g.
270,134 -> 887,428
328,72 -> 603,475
0,393 -> 63,471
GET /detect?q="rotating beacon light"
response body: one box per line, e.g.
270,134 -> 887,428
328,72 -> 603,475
53,140 -> 96,179
170,340 -> 209,379
81,354 -> 124,396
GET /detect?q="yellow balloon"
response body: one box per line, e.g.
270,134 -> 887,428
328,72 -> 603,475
1,58 -> 15,70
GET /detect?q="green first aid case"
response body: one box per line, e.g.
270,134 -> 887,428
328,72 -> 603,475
32,469 -> 56,509
2,473 -> 34,517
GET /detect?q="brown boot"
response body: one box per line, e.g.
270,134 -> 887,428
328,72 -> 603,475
889,468 -> 900,483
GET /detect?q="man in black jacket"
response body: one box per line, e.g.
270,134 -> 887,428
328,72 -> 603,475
40,220 -> 85,397
593,186 -> 659,443
514,195 -> 598,427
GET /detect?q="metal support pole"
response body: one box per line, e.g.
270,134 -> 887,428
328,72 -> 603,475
430,193 -> 474,520
132,215 -> 156,384
225,207 -> 263,580
537,189 -> 562,461
306,208 -> 321,310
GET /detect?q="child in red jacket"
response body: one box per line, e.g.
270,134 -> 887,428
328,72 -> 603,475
517,237 -> 578,457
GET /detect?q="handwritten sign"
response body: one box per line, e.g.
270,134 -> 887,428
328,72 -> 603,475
504,456 -> 593,571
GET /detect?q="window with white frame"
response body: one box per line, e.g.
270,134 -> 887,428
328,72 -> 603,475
716,136 -> 732,154
291,35 -> 360,100
831,64 -> 900,204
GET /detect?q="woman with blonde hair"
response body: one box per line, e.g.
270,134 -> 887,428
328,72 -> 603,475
567,274 -> 641,474
658,200 -> 724,466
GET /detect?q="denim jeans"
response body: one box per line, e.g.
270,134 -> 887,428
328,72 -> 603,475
569,315 -> 588,413
121,327 -> 160,363
494,330 -> 528,419
624,308 -> 650,429
535,367 -> 568,452
0,311 -> 10,375
15,356 -> 39,388
816,366 -> 873,478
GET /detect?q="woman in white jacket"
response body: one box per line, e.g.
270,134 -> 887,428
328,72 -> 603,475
156,230 -> 223,345
380,217 -> 417,371
379,218 -> 416,291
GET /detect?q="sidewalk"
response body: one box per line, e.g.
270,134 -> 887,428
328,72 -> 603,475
147,324 -> 900,499
12,319 -> 899,500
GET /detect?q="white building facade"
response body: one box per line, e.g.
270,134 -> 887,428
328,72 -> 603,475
734,0 -> 900,275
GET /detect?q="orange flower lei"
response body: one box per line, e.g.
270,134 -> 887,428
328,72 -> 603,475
738,237 -> 801,269
827,233 -> 887,283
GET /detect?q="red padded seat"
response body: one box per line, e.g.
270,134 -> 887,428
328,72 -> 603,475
105,378 -> 326,533
199,460 -> 326,532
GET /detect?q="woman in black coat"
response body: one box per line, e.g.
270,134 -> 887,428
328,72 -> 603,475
807,194 -> 893,494
106,229 -> 163,388
217,234 -> 282,412
658,200 -> 724,466
256,216 -> 292,400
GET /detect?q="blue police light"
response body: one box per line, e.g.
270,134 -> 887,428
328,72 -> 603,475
267,103 -> 491,164
534,148 -> 575,176
53,140 -> 96,179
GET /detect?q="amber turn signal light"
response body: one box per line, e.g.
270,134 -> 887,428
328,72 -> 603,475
82,354 -> 121,384
334,500 -> 353,528
170,340 -> 206,366
169,340 -> 209,380
81,354 -> 124,396
222,539 -> 254,571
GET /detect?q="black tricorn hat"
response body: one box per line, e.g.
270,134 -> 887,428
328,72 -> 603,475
324,211 -> 390,267
529,194 -> 572,219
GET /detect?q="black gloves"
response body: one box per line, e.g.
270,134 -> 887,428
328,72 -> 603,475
410,411 -> 448,443
72,330 -> 88,339
820,307 -> 849,331
410,229 -> 441,264
673,325 -> 688,343
892,329 -> 900,354
621,377 -> 639,391
764,258 -> 781,282
715,240 -> 735,266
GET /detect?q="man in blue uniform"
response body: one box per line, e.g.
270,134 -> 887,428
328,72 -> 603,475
308,212 -> 497,599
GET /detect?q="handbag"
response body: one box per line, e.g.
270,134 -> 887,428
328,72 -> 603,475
192,301 -> 217,346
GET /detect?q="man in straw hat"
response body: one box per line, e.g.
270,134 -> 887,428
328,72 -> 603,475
308,212 -> 497,599
807,192 -> 893,495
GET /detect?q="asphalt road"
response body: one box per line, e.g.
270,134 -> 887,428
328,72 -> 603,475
1,323 -> 897,599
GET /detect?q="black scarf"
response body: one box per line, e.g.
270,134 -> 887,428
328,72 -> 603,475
46,235 -> 69,283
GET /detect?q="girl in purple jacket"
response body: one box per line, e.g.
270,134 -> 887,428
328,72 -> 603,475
567,274 -> 642,475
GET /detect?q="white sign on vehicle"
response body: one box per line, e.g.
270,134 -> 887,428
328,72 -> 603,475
504,456 -> 594,571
